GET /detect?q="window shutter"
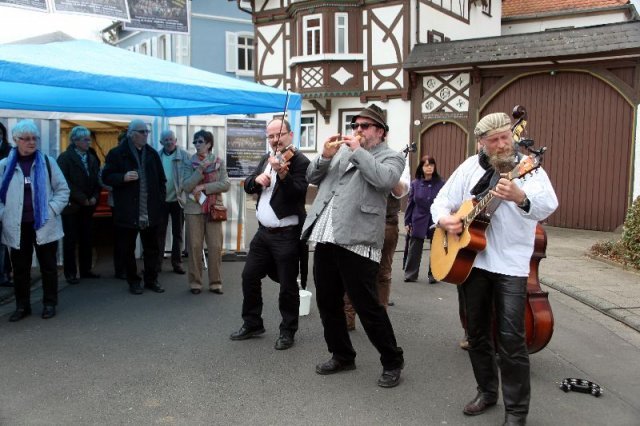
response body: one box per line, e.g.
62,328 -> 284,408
226,32 -> 237,73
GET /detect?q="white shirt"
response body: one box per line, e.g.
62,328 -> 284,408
255,156 -> 299,228
431,154 -> 558,277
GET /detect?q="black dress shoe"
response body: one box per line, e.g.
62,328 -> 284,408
9,307 -> 31,322
173,265 -> 186,275
80,271 -> 101,279
463,392 -> 497,416
315,358 -> 356,375
41,305 -> 56,319
377,367 -> 402,388
230,325 -> 265,340
190,288 -> 201,294
144,282 -> 165,293
66,276 -> 80,285
503,414 -> 527,426
129,283 -> 144,295
274,334 -> 294,350
210,288 -> 223,294
428,274 -> 438,284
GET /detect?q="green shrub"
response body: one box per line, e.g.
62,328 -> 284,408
590,196 -> 640,270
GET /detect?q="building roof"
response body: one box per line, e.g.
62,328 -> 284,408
404,21 -> 640,72
503,0 -> 629,18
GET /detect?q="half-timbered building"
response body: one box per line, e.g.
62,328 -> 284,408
238,0 -> 640,231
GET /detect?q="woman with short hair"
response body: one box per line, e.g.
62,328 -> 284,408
0,119 -> 70,321
182,130 -> 230,294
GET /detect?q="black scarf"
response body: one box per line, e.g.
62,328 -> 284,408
470,149 -> 499,200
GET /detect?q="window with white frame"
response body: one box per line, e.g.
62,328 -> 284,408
157,35 -> 167,60
299,114 -> 316,151
226,31 -> 254,76
335,13 -> 348,54
303,14 -> 322,55
427,0 -> 469,21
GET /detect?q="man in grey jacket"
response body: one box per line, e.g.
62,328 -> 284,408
156,130 -> 189,274
301,104 -> 405,388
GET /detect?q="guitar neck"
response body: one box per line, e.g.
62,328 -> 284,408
464,192 -> 495,225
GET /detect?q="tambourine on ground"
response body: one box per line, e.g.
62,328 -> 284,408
559,378 -> 603,397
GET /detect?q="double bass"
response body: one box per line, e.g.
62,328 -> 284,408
512,105 -> 554,354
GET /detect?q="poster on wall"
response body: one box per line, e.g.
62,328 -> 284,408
124,0 -> 189,34
0,0 -> 48,12
226,118 -> 267,179
51,0 -> 130,21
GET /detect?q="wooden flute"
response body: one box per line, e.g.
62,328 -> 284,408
326,135 -> 361,148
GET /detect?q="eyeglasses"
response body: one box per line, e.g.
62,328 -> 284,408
17,136 -> 39,142
193,140 -> 206,145
350,122 -> 378,131
134,129 -> 150,135
267,132 -> 287,141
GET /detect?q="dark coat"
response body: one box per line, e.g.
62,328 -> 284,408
102,141 -> 166,229
404,177 -> 445,239
244,150 -> 310,223
56,144 -> 101,215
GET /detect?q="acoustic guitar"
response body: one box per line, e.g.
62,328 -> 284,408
430,151 -> 545,284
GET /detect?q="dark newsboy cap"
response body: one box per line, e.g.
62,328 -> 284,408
351,104 -> 389,132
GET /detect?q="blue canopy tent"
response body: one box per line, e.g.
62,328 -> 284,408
0,39 -> 301,116
0,39 -> 302,255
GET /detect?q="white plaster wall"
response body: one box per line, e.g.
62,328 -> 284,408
418,3 -> 500,43
502,11 -> 630,35
257,24 -> 285,80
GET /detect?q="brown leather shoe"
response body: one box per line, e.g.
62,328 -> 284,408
463,392 -> 497,416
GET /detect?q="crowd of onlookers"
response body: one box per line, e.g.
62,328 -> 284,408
0,118 -> 229,322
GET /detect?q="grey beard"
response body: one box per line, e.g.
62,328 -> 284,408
489,152 -> 516,173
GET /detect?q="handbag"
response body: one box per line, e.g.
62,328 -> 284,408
209,194 -> 227,222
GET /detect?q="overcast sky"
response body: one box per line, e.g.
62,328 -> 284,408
0,6 -> 113,44
1,1 -> 639,44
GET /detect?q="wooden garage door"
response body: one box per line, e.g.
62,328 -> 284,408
482,72 -> 632,231
420,122 -> 467,181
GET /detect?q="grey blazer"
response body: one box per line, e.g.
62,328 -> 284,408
301,142 -> 404,249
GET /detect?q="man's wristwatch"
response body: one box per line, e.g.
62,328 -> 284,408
517,194 -> 531,211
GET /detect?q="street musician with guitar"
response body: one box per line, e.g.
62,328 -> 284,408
430,112 -> 558,426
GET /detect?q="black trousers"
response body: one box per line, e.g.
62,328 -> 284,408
62,207 -> 95,278
313,243 -> 404,370
157,201 -> 184,270
240,226 -> 301,335
462,268 -> 530,419
118,225 -> 159,286
10,224 -> 58,308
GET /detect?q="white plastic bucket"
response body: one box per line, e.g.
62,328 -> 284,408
299,289 -> 313,316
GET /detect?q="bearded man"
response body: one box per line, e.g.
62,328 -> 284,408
431,112 -> 558,426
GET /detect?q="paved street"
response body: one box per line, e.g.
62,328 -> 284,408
1,218 -> 639,424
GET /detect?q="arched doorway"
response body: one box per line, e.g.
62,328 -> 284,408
419,121 -> 467,180
482,71 -> 633,231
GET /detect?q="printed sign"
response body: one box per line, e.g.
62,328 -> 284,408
51,0 -> 130,21
124,0 -> 189,34
0,0 -> 48,12
226,118 -> 267,179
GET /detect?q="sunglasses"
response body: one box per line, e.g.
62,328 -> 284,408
350,122 -> 378,131
193,140 -> 206,145
17,136 -> 39,142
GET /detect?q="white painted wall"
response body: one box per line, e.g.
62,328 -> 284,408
418,2 -> 500,43
634,110 -> 640,200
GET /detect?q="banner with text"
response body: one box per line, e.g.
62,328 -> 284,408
226,118 -> 267,179
124,0 -> 189,34
0,0 -> 48,12
51,0 -> 130,21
